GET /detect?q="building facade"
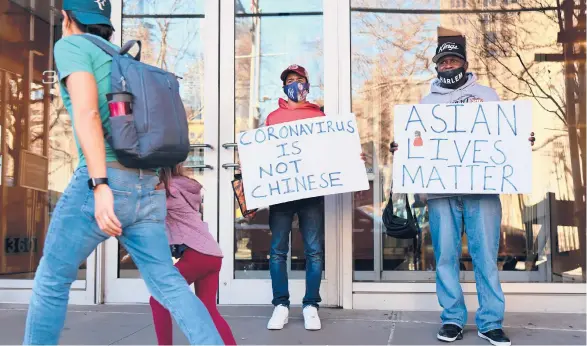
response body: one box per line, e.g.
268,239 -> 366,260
0,0 -> 585,312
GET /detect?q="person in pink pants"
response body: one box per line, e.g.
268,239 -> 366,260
149,165 -> 237,345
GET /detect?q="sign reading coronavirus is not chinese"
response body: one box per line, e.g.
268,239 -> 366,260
238,114 -> 369,209
392,101 -> 532,194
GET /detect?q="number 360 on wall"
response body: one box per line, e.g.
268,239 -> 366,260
4,237 -> 38,254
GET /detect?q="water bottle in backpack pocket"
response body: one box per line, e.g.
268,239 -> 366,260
82,34 -> 190,169
106,91 -> 140,159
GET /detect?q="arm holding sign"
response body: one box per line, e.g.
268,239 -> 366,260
390,141 -> 399,154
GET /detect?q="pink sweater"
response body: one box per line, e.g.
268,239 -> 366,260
165,176 -> 223,258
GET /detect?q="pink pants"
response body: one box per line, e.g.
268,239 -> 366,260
149,248 -> 237,345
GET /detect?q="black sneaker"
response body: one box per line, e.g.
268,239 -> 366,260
436,324 -> 463,342
478,329 -> 511,346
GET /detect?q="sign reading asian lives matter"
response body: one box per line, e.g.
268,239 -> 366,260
392,101 -> 532,194
238,114 -> 369,209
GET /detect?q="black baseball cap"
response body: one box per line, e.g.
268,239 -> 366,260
432,41 -> 466,63
63,0 -> 113,27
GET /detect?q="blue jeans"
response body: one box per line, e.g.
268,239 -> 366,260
428,195 -> 505,333
269,197 -> 324,308
24,167 -> 223,345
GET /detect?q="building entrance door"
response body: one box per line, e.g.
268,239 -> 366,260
216,0 -> 340,306
102,0 -> 222,303
103,0 -> 341,305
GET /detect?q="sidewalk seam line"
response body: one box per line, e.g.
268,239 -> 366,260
387,310 -> 398,345
109,323 -> 153,345
1,308 -> 584,333
387,322 -> 396,345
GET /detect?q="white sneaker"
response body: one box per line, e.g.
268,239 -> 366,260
267,305 -> 289,330
303,305 -> 322,331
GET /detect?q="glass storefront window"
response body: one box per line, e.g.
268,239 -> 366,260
0,0 -> 86,280
350,1 -> 586,283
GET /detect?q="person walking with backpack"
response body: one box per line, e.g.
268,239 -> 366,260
149,165 -> 237,345
23,1 -> 223,344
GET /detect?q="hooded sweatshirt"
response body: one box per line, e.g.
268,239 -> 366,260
265,98 -> 325,126
420,72 -> 500,200
422,72 -> 500,104
165,176 -> 223,257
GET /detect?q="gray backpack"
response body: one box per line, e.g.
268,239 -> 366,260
82,34 -> 190,169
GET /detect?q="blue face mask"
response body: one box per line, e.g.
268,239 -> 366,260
283,82 -> 310,102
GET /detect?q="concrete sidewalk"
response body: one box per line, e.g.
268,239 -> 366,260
0,304 -> 585,345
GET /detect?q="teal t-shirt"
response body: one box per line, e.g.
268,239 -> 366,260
53,34 -> 118,167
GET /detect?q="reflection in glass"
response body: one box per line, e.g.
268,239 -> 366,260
0,0 -> 86,280
123,0 -> 205,15
235,0 -> 323,14
233,4 -> 325,279
118,12 -> 206,278
350,3 -> 586,283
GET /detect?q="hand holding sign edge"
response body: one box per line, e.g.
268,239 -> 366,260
390,141 -> 399,154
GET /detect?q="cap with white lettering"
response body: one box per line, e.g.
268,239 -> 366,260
63,0 -> 113,27
432,41 -> 466,63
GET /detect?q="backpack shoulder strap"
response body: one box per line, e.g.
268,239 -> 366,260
81,34 -> 120,57
120,40 -> 142,61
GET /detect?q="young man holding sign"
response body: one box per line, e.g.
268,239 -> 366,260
392,40 -> 535,346
265,64 -> 326,331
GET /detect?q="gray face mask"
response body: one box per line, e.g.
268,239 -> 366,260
437,67 -> 466,88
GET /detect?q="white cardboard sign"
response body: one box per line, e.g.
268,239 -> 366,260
238,114 -> 369,209
392,100 -> 532,194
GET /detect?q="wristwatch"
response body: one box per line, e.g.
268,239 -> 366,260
88,177 -> 109,190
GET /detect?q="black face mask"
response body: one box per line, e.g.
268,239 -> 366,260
437,67 -> 466,89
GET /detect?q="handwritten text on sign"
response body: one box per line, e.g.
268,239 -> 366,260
392,101 -> 532,194
238,114 -> 369,209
